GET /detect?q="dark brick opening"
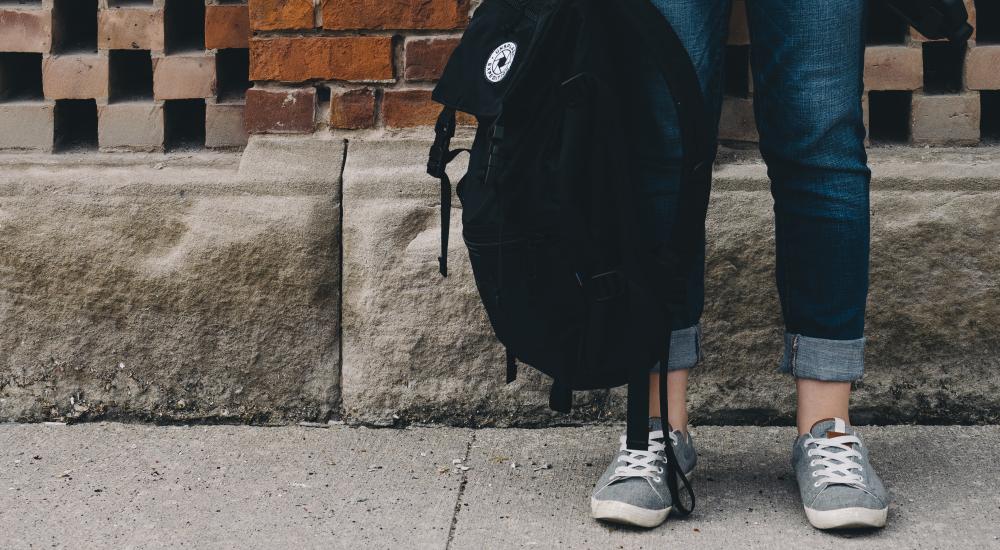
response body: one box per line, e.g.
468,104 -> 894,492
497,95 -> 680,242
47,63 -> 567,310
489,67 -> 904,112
52,0 -> 98,54
982,91 -> 1000,142
107,1 -> 154,6
975,0 -> 1000,43
164,98 -> 205,150
315,85 -> 331,103
54,99 -> 98,151
164,0 -> 206,53
724,45 -> 750,98
0,1 -> 43,6
216,48 -> 250,102
109,50 -> 153,102
868,90 -> 911,143
867,0 -> 908,45
0,52 -> 43,101
922,41 -> 966,94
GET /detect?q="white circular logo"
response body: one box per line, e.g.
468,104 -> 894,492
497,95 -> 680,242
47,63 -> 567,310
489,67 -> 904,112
485,42 -> 517,83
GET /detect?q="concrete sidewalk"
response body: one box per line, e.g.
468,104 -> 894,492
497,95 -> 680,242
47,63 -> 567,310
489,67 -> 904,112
2,423 -> 998,549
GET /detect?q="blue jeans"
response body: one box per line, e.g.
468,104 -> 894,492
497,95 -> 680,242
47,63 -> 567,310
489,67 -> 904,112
642,0 -> 871,381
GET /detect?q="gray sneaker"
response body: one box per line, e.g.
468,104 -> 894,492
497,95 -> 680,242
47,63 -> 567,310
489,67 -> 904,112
590,418 -> 697,528
792,418 -> 889,529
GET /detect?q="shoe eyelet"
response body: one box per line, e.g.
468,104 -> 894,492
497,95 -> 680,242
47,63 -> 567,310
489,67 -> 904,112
658,468 -> 664,474
811,471 -> 819,477
813,481 -> 821,488
654,477 -> 661,483
809,460 -> 817,467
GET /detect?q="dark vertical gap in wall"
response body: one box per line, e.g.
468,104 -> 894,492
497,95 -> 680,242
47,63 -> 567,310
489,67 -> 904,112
0,52 -> 44,101
164,0 -> 206,53
54,99 -> 98,152
52,0 -> 98,53
334,138 -> 349,421
108,50 -> 154,102
922,41 -> 966,94
216,48 -> 251,102
724,45 -> 750,98
164,98 -> 205,150
981,91 -> 1000,142
868,90 -> 912,143
975,0 -> 1000,43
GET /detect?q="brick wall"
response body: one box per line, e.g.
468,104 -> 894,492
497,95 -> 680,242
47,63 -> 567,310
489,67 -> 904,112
246,0 -> 1000,147
0,0 -> 250,152
1,1 -> 998,151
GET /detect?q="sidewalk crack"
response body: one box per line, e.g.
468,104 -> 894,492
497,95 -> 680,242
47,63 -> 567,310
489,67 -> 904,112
444,430 -> 476,550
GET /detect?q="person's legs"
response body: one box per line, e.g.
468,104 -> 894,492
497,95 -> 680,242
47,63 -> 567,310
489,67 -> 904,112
746,0 -> 888,529
636,0 -> 732,432
591,0 -> 731,528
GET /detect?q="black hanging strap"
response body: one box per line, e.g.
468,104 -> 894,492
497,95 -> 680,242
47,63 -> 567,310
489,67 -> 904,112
657,333 -> 696,516
427,107 -> 470,277
505,348 -> 518,383
549,380 -> 572,413
625,366 -> 650,452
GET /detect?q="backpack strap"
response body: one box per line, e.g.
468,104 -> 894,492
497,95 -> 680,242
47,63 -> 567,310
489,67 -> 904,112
427,107 -> 470,277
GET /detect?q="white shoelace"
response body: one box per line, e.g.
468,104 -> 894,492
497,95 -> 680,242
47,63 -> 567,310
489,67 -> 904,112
611,430 -> 679,483
804,433 -> 866,489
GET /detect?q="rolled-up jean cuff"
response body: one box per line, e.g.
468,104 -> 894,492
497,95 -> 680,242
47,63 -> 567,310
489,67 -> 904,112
649,324 -> 701,373
778,333 -> 865,382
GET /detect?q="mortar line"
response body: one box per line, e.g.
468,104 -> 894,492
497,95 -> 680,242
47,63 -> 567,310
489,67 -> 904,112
335,137 -> 349,420
444,430 -> 476,550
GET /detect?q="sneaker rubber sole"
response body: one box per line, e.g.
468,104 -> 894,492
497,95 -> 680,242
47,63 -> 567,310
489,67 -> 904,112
590,498 -> 671,528
804,506 -> 888,529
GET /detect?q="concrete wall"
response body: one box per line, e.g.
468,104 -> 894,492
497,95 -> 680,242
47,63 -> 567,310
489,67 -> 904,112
1,137 -> 998,425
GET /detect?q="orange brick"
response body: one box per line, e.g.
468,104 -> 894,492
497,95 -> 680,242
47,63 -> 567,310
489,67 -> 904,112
0,8 -> 52,53
966,46 -> 1000,90
153,55 -> 216,100
864,46 -> 922,90
245,87 -> 316,133
404,37 -> 459,81
43,54 -> 109,100
382,89 -> 474,127
250,36 -> 394,82
330,88 -> 376,129
205,5 -> 250,50
322,0 -> 470,30
98,8 -> 164,51
249,0 -> 314,31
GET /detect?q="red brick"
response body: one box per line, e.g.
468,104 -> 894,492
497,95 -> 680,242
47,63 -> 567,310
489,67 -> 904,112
404,37 -> 459,81
382,89 -> 474,127
43,54 -> 109,100
205,5 -> 250,50
153,55 -> 217,100
322,0 -> 470,30
250,36 -> 394,82
99,8 -> 164,51
966,46 -> 1000,90
245,87 -> 316,133
864,46 -> 922,91
0,8 -> 52,53
330,88 -> 376,129
249,0 -> 314,31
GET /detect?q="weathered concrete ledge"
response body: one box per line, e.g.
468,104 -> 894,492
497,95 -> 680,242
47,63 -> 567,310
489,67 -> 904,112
1,136 -> 998,425
342,138 -> 1000,426
0,137 -> 344,423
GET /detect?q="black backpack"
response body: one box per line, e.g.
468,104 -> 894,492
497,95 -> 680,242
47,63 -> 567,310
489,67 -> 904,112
426,0 -> 714,515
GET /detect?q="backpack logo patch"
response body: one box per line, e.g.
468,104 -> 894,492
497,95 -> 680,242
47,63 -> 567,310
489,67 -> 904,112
485,42 -> 517,83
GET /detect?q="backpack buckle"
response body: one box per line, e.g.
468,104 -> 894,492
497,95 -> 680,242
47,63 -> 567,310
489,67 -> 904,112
427,108 -> 457,178
587,270 -> 624,302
